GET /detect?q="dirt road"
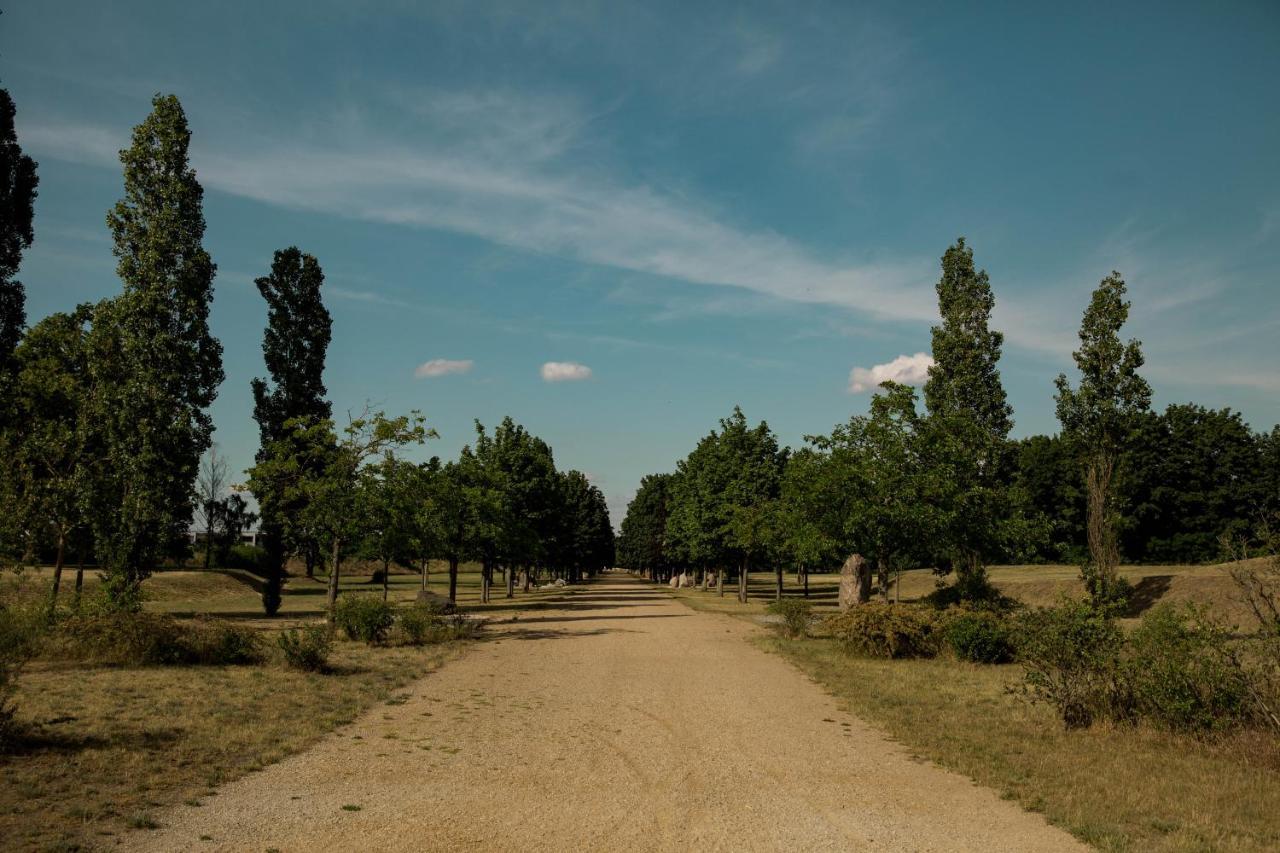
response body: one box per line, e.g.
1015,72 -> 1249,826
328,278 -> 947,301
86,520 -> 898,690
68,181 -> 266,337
134,575 -> 1085,852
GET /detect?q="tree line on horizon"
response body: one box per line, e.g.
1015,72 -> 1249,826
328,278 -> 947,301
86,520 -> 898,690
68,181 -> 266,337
0,90 -> 613,617
617,243 -> 1280,605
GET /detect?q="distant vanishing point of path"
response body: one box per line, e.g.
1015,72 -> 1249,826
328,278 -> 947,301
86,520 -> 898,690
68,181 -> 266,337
133,576 -> 1084,852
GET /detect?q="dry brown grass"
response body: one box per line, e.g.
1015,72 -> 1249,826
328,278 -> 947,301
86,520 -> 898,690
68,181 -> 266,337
671,558 -> 1271,630
759,636 -> 1280,852
1,641 -> 463,851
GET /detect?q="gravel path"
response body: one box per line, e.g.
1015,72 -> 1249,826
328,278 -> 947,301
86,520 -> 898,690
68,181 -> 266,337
133,575 -> 1085,852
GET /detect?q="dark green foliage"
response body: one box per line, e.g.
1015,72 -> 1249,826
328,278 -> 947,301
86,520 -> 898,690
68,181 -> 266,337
1014,598 -> 1126,729
277,624 -> 333,672
334,595 -> 394,644
617,473 -> 675,578
824,604 -> 942,659
1124,604 -> 1249,733
250,247 -> 333,613
944,610 -> 1015,664
1014,434 -> 1087,562
766,598 -> 813,638
53,612 -> 262,666
922,238 -> 1018,593
1123,405 -> 1270,563
86,94 -> 223,602
0,87 -> 39,375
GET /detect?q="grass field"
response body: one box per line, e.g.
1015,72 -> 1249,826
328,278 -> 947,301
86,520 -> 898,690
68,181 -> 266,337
667,561 -> 1280,853
1,563 -> 565,851
671,558 -> 1272,630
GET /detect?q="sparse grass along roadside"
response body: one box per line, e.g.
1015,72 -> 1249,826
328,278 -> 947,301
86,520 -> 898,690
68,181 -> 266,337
1,642 -> 462,851
668,565 -> 1280,853
0,564 -> 566,851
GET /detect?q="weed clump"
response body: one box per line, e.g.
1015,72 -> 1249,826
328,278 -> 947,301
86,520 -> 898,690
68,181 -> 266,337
766,598 -> 813,639
277,624 -> 333,672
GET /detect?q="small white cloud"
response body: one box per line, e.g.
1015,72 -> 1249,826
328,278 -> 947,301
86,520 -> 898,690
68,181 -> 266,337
541,361 -> 592,382
414,358 -> 474,378
848,352 -> 933,393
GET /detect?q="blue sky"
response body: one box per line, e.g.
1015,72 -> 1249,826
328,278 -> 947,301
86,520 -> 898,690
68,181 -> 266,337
5,1 -> 1279,524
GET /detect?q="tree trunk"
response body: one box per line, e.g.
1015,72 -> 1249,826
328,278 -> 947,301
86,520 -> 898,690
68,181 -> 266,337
738,555 -> 749,604
506,564 -> 516,598
448,555 -> 459,603
523,567 -> 532,593
857,559 -> 872,604
481,560 -> 491,604
701,568 -> 709,592
326,538 -> 342,621
718,568 -> 726,597
305,546 -> 315,579
421,558 -> 429,592
803,569 -> 809,598
48,529 -> 66,616
1085,451 -> 1120,601
775,564 -> 783,601
877,558 -> 890,601
74,551 -> 85,608
203,507 -> 214,571
382,557 -> 390,601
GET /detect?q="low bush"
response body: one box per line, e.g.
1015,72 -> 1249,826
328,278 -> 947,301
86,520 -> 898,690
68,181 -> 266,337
824,603 -> 942,659
944,609 -> 1015,664
221,544 -> 266,572
766,598 -> 813,639
393,606 -> 478,646
1014,597 -> 1126,729
53,612 -> 263,666
277,624 -> 333,672
334,595 -> 394,644
1124,604 -> 1250,733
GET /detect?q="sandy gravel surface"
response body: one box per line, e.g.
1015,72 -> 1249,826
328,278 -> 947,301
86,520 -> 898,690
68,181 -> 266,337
132,575 -> 1085,852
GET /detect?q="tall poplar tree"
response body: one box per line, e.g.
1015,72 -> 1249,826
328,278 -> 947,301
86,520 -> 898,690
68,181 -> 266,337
923,238 -> 1014,596
1055,272 -> 1150,602
87,94 -> 223,604
0,87 -> 38,385
249,247 -> 332,614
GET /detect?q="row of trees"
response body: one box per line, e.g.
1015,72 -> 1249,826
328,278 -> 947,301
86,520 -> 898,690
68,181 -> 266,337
0,88 -> 613,616
618,241 -> 1280,604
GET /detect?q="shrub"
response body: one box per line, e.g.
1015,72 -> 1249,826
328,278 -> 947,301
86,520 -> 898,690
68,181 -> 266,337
53,612 -> 263,666
824,603 -> 941,659
944,609 -> 1015,664
334,595 -> 394,644
222,544 -> 266,572
277,625 -> 333,672
1124,604 -> 1250,733
184,617 -> 265,665
393,606 -> 477,646
1014,597 -> 1126,729
766,598 -> 813,639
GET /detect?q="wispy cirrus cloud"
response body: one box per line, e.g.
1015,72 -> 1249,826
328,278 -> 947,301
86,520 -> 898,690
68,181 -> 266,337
414,358 -> 474,378
541,361 -> 592,382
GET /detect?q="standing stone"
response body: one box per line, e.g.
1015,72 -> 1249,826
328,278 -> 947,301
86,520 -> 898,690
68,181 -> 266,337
669,575 -> 679,588
839,554 -> 871,610
679,572 -> 691,589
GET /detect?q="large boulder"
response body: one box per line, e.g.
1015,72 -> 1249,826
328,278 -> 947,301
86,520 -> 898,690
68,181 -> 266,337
415,589 -> 457,615
839,554 -> 871,610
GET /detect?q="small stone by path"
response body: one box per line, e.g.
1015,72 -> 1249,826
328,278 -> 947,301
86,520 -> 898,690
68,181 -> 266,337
132,576 -> 1085,852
